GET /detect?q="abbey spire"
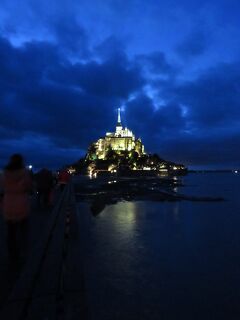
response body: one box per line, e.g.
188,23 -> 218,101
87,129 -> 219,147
117,108 -> 122,126
116,107 -> 123,134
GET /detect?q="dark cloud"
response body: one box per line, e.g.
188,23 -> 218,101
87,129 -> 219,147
0,36 -> 144,168
94,36 -> 127,61
126,94 -> 185,134
141,59 -> 240,165
176,30 -> 209,59
0,0 -> 240,169
151,60 -> 240,129
174,61 -> 240,128
0,37 -> 60,87
136,51 -> 177,76
1,31 -> 239,168
51,17 -> 90,57
47,57 -> 144,99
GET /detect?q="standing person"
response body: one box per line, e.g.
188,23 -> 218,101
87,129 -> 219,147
58,169 -> 71,191
1,154 -> 32,262
35,168 -> 53,207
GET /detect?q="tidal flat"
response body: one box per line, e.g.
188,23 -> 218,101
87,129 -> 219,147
74,175 -> 224,215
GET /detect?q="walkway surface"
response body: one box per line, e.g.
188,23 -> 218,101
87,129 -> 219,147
0,183 -> 87,320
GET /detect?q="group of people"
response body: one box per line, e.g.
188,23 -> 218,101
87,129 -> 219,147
0,153 -> 71,264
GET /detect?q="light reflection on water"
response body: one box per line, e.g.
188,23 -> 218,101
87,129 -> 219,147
104,201 -> 138,234
173,202 -> 180,221
80,173 -> 240,320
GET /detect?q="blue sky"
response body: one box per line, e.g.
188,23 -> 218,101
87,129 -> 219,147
0,0 -> 240,169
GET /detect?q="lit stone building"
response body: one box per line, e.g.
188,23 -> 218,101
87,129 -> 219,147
93,109 -> 145,160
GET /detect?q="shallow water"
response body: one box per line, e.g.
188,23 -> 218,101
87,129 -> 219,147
77,173 -> 240,319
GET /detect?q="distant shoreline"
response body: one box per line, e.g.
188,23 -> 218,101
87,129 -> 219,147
189,170 -> 239,173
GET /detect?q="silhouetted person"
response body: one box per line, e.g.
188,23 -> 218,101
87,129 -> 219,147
1,154 -> 32,262
58,169 -> 71,191
35,168 -> 53,207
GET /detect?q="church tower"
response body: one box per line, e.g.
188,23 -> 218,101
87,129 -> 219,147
116,108 -> 123,135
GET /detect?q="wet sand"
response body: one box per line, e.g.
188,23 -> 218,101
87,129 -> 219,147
74,176 -> 224,215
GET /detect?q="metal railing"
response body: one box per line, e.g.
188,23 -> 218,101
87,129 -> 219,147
0,183 -> 76,320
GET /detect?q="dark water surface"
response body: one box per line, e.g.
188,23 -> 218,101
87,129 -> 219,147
77,173 -> 240,319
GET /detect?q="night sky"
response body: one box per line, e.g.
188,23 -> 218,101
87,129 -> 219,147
0,0 -> 240,170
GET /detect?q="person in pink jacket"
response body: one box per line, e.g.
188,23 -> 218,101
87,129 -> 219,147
1,154 -> 32,261
58,169 -> 71,191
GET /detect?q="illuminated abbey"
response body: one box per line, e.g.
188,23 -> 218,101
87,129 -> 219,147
93,108 -> 145,160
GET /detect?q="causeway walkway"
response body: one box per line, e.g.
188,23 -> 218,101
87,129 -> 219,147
0,183 -> 87,320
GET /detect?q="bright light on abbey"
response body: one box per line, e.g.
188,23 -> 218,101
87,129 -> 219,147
91,108 -> 145,160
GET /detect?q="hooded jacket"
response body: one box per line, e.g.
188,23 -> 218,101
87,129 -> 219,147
1,168 -> 32,221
